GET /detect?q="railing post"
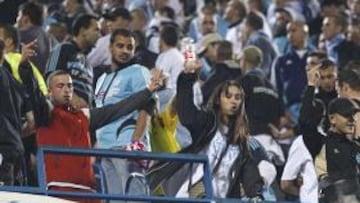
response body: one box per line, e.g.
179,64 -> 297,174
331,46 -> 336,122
36,148 -> 47,193
203,159 -> 213,199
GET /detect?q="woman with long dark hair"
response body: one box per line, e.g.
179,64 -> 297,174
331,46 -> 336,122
148,62 -> 275,199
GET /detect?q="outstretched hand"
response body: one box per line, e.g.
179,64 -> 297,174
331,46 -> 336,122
148,68 -> 164,92
20,39 -> 37,63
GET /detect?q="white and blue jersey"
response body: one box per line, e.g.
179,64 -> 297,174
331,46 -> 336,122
95,64 -> 151,149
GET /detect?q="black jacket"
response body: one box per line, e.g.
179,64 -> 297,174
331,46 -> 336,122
240,69 -> 284,135
148,72 -> 265,198
335,40 -> 360,70
298,86 -> 337,159
325,131 -> 360,181
0,66 -> 26,162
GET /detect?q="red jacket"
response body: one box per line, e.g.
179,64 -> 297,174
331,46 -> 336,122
36,105 -> 95,188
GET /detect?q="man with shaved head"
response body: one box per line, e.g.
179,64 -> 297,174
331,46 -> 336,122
272,20 -> 315,126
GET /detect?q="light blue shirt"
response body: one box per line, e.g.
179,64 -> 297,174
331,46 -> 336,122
95,64 -> 151,149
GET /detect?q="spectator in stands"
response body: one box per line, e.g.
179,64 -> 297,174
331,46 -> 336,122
212,0 -> 229,38
347,18 -> 360,46
322,98 -> 360,203
87,7 -> 132,69
272,8 -> 293,55
273,21 -> 313,125
146,6 -> 178,54
311,64 -> 360,202
16,1 -> 58,74
243,12 -> 277,78
348,0 -> 360,20
281,134 -> 319,203
43,3 -> 64,28
309,0 -> 345,45
130,8 -> 148,33
0,23 -> 48,185
94,29 -> 154,202
0,23 -> 47,96
133,30 -> 158,70
188,5 -> 217,42
239,45 -> 285,166
98,16 -> 110,37
299,57 -> 337,158
45,22 -> 69,43
224,0 -> 247,57
46,14 -> 100,108
337,62 -> 360,100
201,40 -> 241,105
244,0 -> 273,39
0,39 -> 29,186
197,33 -> 223,81
149,62 -> 276,200
155,25 -> 184,112
321,14 -> 360,69
25,68 -> 162,203
62,0 -> 87,32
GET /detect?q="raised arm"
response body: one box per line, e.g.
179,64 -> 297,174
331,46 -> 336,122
88,89 -> 152,131
176,61 -> 210,135
19,61 -> 52,127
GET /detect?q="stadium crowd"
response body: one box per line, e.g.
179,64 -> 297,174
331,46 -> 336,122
0,0 -> 360,202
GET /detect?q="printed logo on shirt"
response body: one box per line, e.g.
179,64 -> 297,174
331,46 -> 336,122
253,86 -> 279,98
333,148 -> 340,154
96,91 -> 106,101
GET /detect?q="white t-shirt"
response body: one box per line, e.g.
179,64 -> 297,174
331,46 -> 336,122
176,129 -> 240,198
155,47 -> 184,90
155,47 -> 184,111
281,135 -> 319,203
87,34 -> 111,68
225,22 -> 244,57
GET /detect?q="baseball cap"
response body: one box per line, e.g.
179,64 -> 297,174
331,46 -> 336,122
197,33 -> 223,55
102,7 -> 132,21
328,98 -> 360,118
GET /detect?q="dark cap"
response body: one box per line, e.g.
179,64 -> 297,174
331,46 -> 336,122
328,98 -> 360,118
102,7 -> 132,21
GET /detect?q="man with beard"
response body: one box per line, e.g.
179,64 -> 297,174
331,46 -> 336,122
272,8 -> 293,55
94,28 -> 153,203
46,14 -> 100,108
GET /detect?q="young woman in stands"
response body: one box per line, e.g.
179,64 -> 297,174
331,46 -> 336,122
148,61 -> 276,200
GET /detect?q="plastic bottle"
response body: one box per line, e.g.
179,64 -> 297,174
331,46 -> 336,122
180,37 -> 196,70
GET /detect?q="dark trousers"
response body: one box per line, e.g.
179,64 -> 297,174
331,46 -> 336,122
0,156 -> 24,186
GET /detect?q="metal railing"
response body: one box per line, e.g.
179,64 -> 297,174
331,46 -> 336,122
0,146 -> 214,203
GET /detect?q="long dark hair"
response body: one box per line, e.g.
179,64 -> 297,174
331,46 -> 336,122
207,80 -> 250,153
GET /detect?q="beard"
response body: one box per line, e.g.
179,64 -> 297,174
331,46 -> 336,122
272,23 -> 288,38
112,56 -> 136,70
